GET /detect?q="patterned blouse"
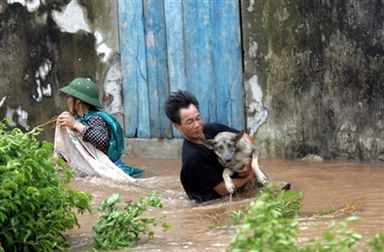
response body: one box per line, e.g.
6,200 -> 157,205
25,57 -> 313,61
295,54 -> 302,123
81,115 -> 110,154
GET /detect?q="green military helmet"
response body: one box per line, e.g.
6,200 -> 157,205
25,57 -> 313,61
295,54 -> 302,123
60,78 -> 102,108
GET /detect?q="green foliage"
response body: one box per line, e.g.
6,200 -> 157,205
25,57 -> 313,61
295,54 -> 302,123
230,209 -> 245,225
367,232 -> 384,251
301,220 -> 384,252
92,192 -> 170,250
228,184 -> 303,252
300,216 -> 361,252
228,183 -> 384,252
301,216 -> 362,252
0,122 -> 92,251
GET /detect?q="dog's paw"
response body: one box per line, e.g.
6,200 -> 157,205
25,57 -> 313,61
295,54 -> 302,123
225,181 -> 235,194
256,170 -> 269,185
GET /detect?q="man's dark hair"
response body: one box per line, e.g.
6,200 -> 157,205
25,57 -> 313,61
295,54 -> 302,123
164,90 -> 199,124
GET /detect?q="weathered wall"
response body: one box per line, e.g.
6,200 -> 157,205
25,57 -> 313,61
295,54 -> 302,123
242,0 -> 384,161
0,0 -> 122,139
3,0 -> 384,162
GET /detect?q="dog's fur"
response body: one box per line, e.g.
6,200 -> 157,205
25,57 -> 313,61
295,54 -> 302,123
203,131 -> 269,194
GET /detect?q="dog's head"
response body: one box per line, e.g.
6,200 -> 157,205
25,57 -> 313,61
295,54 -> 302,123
203,130 -> 244,165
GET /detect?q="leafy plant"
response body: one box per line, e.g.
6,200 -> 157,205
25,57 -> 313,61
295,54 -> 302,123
0,122 -> 92,251
367,232 -> 384,251
301,216 -> 362,252
228,183 -> 384,252
230,209 -> 245,225
228,183 -> 303,252
92,192 -> 170,250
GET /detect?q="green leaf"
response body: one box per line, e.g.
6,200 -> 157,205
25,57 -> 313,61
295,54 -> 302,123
92,192 -> 169,250
0,122 -> 91,251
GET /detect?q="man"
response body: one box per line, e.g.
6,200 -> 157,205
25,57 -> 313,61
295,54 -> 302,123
164,90 -> 255,203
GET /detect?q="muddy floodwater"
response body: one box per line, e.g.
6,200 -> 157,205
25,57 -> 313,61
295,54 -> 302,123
68,158 -> 384,251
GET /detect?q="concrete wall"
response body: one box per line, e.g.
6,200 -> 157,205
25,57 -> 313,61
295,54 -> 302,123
241,0 -> 384,161
0,0 -> 123,139
2,0 -> 384,162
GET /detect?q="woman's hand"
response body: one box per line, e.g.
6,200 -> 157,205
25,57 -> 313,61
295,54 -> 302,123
58,112 -> 76,128
57,112 -> 85,133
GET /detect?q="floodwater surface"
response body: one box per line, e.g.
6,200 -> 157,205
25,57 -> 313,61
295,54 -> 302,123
68,158 -> 384,251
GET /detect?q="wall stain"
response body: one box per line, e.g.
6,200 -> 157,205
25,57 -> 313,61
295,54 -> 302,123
0,0 -> 119,141
242,0 -> 384,161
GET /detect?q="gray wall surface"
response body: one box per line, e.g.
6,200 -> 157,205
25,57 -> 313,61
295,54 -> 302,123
242,0 -> 384,161
0,0 -> 122,139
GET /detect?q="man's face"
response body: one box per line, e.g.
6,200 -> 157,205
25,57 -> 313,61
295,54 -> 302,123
175,104 -> 204,142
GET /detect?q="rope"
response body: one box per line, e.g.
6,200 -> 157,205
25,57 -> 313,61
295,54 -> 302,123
34,116 -> 58,130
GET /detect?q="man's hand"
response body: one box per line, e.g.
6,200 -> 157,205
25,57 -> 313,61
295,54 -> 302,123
237,159 -> 253,178
214,165 -> 255,196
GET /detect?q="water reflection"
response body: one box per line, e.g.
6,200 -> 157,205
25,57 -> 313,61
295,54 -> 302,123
68,158 -> 384,251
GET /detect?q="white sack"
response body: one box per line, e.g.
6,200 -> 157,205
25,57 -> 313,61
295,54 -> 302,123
53,123 -> 136,183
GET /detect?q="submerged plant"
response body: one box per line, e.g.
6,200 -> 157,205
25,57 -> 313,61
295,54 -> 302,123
92,192 -> 170,250
0,122 -> 92,251
230,209 -> 246,225
228,183 -> 303,252
301,216 -> 362,252
367,232 -> 384,251
228,183 -> 384,252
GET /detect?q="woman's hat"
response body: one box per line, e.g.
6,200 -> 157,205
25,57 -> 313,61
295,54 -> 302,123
60,78 -> 102,108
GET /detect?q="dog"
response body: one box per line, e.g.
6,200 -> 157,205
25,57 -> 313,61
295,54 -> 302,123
203,130 -> 269,195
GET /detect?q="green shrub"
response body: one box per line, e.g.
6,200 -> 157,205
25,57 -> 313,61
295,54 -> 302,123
367,233 -> 384,251
92,192 -> 170,250
301,216 -> 362,252
228,184 -> 303,252
228,183 -> 384,252
0,123 -> 91,251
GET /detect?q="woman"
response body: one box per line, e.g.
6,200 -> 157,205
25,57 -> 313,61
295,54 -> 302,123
55,77 -> 143,179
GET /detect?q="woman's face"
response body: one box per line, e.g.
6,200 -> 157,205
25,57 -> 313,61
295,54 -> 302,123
66,95 -> 75,113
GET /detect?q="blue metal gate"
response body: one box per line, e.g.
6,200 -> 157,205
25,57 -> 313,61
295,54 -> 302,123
118,0 -> 244,138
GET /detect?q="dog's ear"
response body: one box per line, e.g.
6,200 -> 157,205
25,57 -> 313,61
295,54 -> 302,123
235,130 -> 244,142
202,139 -> 215,149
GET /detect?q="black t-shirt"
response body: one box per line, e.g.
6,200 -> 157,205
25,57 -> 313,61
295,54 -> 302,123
180,123 -> 239,203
